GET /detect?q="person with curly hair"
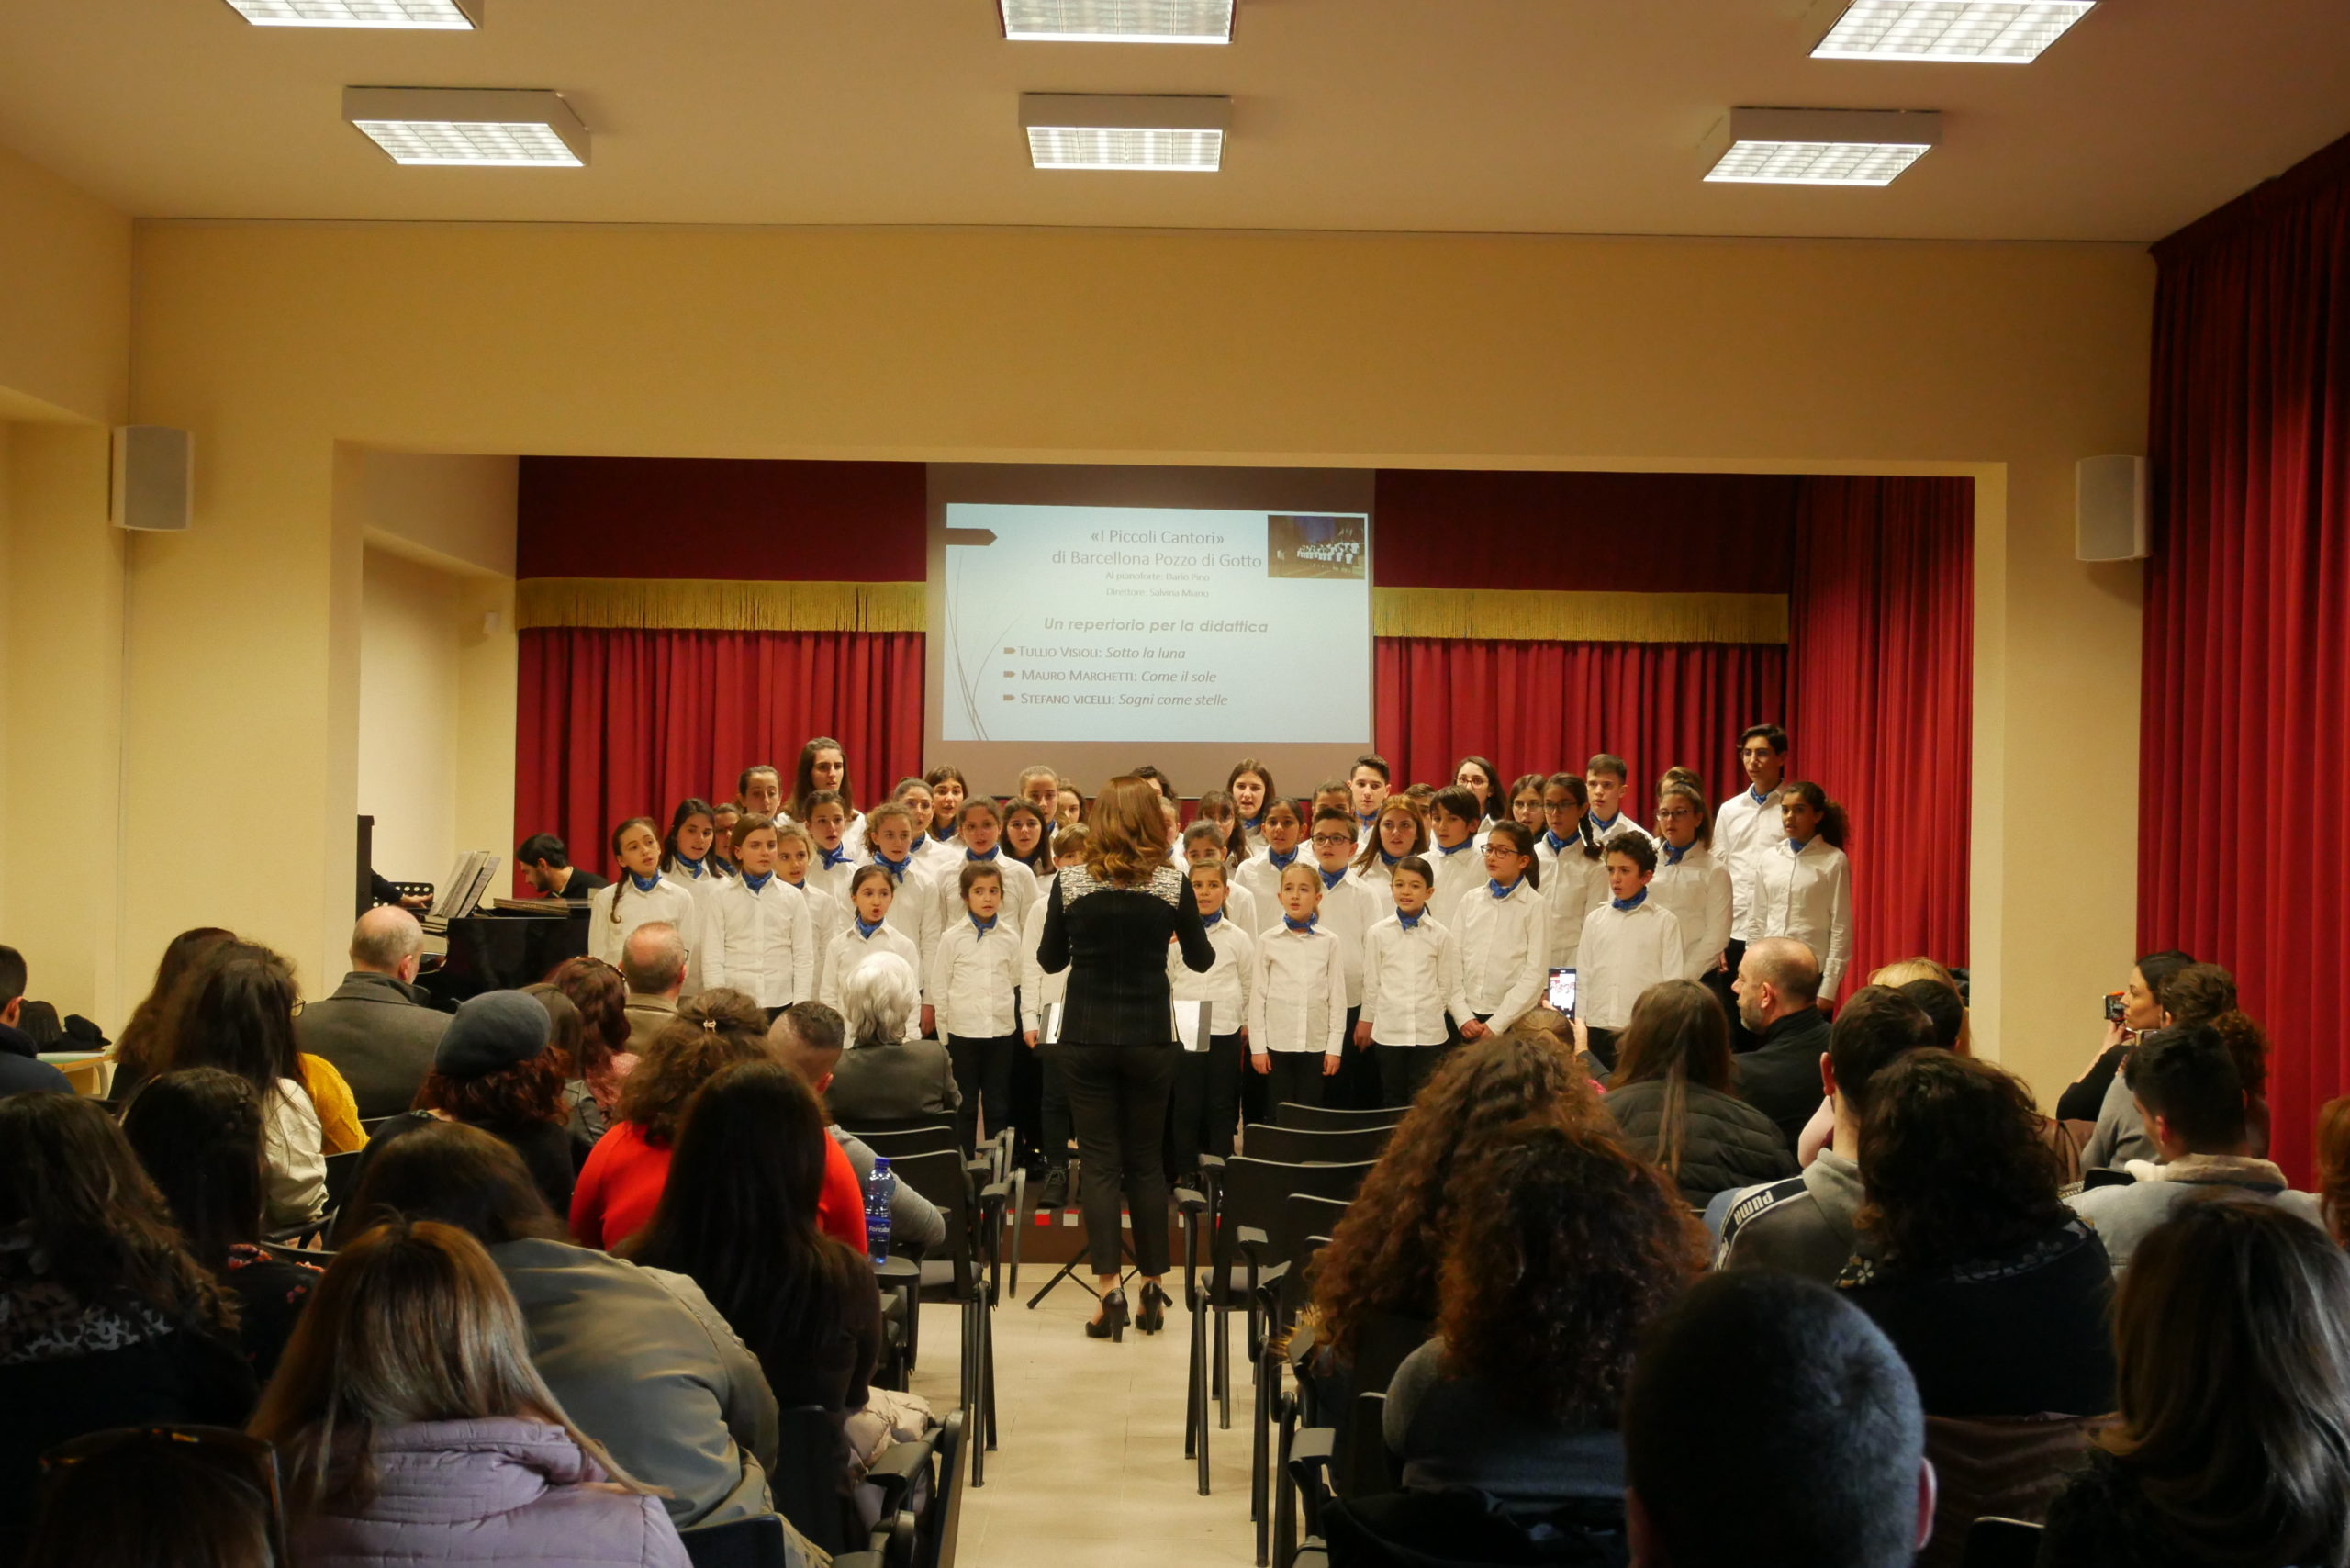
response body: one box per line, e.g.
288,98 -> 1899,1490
2039,1200 -> 2350,1568
568,990 -> 867,1256
2083,959 -> 2244,1170
543,956 -> 640,1145
1381,1119 -> 1705,1519
1839,1051 -> 2115,1417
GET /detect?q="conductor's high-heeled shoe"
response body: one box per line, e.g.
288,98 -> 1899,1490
1086,1290 -> 1129,1342
1136,1282 -> 1170,1335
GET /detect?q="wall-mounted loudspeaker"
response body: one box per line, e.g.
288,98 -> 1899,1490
2076,455 -> 2148,562
110,425 -> 194,532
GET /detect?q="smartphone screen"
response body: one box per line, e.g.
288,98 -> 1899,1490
1548,968 -> 1578,1019
2103,991 -> 2125,1024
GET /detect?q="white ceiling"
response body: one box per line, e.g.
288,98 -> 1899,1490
1,0 -> 2344,241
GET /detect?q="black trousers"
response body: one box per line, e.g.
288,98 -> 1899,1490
1330,1004 -> 1381,1109
1262,1050 -> 1329,1112
1169,1031 -> 1247,1176
1374,1040 -> 1455,1108
1034,1040 -> 1074,1170
1059,1040 -> 1179,1276
946,1032 -> 1021,1159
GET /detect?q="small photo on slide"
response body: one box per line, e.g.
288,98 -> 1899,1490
1267,514 -> 1367,579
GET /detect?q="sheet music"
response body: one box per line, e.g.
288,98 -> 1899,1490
1037,1000 -> 1210,1050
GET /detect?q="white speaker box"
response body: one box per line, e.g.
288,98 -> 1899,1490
2076,455 -> 2147,562
110,426 -> 193,532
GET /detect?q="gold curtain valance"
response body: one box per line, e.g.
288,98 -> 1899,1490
516,577 -> 926,633
1372,587 -> 1787,644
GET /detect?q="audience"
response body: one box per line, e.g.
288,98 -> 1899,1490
0,945 -> 73,1097
2068,1025 -> 2322,1272
1383,1120 -> 1704,1520
354,990 -> 576,1219
822,953 -> 959,1125
2040,1199 -> 2350,1568
0,1094 -> 256,1567
1601,979 -> 1796,1207
292,907 -> 452,1120
1726,936 -> 1832,1148
120,1067 -> 320,1379
618,924 -> 690,1056
341,1122 -> 784,1530
22,1424 -> 280,1568
770,1001 -> 947,1250
2082,958 -> 2241,1170
103,925 -> 234,1103
1841,1051 -> 2116,1418
1791,963 -> 1964,1166
2058,948 -> 2194,1125
1624,1271 -> 1933,1568
248,1217 -> 690,1567
1716,986 -> 1936,1280
545,954 -> 640,1146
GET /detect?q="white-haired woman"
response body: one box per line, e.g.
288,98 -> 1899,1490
823,953 -> 961,1126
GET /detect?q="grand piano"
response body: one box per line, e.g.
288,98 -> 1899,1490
420,902 -> 592,1009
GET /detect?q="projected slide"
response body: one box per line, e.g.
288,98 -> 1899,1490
938,503 -> 1371,745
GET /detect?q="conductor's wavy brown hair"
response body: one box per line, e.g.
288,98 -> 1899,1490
1084,776 -> 1174,886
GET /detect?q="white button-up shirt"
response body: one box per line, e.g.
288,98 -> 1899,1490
1751,836 -> 1854,995
931,916 -> 1022,1039
1250,924 -> 1348,1056
1311,872 -> 1378,1008
588,876 -> 704,990
1576,897 -> 1687,1030
1455,878 -> 1550,1035
703,873 -> 813,1009
1169,913 -> 1254,1038
1361,913 -> 1472,1047
1715,783 -> 1785,941
1647,841 -> 1734,979
917,851 -> 1039,1002
1232,848 -> 1307,936
820,922 -> 924,1039
1533,834 -> 1607,968
1425,839 -> 1486,930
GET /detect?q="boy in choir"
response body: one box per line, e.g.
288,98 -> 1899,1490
1583,753 -> 1651,847
933,862 -> 1023,1158
1249,861 -> 1349,1111
801,790 -> 858,912
1576,833 -> 1686,1072
1423,786 -> 1490,930
1356,856 -> 1473,1108
1309,804 -> 1381,1106
1310,779 -> 1352,825
588,817 -> 703,983
709,802 -> 742,876
1716,723 -> 1790,961
1455,821 -> 1550,1042
1348,753 -> 1393,844
738,764 -> 786,822
1185,821 -> 1258,930
1233,799 -> 1309,935
818,864 -> 923,1037
771,820 -> 843,1001
1168,857 -> 1254,1181
1400,781 -> 1438,815
1021,824 -> 1089,1206
703,812 -> 814,1019
518,833 -> 607,901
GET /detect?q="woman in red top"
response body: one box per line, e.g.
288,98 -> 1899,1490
569,990 -> 867,1254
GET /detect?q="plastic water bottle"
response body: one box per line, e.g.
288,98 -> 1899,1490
865,1157 -> 895,1264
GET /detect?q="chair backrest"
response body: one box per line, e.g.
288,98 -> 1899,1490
1961,1518 -> 2045,1568
1922,1415 -> 2107,1568
1244,1123 -> 1393,1165
847,1125 -> 960,1160
322,1149 -> 364,1212
1273,1102 -> 1407,1133
767,1407 -> 854,1554
1212,1157 -> 1378,1273
1333,1308 -> 1437,1495
1322,1487 -> 1627,1567
884,1148 -> 975,1297
921,1409 -> 966,1568
677,1512 -> 794,1568
838,1114 -> 959,1137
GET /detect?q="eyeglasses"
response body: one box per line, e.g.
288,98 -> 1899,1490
1311,834 -> 1356,847
1656,807 -> 1696,820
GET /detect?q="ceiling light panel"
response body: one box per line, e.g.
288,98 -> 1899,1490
1002,0 -> 1233,44
224,0 -> 477,27
1019,94 -> 1232,171
1702,108 -> 1940,186
343,87 -> 588,166
1811,1 -> 2094,62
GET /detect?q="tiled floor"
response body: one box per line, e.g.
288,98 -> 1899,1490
908,1273 -> 1261,1568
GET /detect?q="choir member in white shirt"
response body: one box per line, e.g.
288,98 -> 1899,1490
855,802 -> 930,982
1582,753 -> 1654,851
1535,773 -> 1609,970
1647,783 -> 1734,982
1355,856 -> 1474,1108
932,861 -> 1024,1157
1347,754 -> 1393,847
1576,834 -> 1686,1071
588,817 -> 704,987
1169,858 -> 1255,1176
1183,822 -> 1259,931
738,763 -> 787,824
769,821 -> 843,1002
917,799 -> 1040,1019
1249,862 -> 1349,1111
702,812 -> 814,1014
1232,799 -> 1309,936
1424,787 -> 1491,931
1454,821 -> 1551,1042
710,801 -> 742,876
923,766 -> 969,849
890,778 -> 946,880
1715,723 -> 1789,947
783,735 -> 854,833
659,797 -> 731,991
1308,805 -> 1382,1105
800,790 -> 860,913
1750,780 -> 1854,1000
1504,773 -> 1549,840
1225,758 -> 1278,858
1348,799 -> 1428,919
1451,756 -> 1503,834
819,864 -> 924,1039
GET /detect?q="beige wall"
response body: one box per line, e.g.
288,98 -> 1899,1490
98,220 -> 2153,1102
359,546 -> 463,888
0,141 -> 131,426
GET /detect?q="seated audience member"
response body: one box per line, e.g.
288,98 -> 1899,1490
628,1061 -> 890,1480
355,990 -> 576,1220
1727,936 -> 1832,1149
545,955 -> 639,1145
619,923 -> 690,1057
341,1122 -> 782,1530
2040,1201 -> 2350,1568
1792,965 -> 1965,1166
122,1068 -> 320,1380
822,953 -> 959,1125
518,831 -> 609,902
2057,949 -> 2194,1125
152,941 -> 334,1226
293,907 -> 452,1119
1624,1271 -> 1934,1568
104,925 -> 234,1103
1385,1121 -> 1705,1520
2068,1025 -> 2322,1273
1840,1052 -> 2116,1418
0,944 -> 73,1097
2319,1095 -> 2350,1246
1717,986 -> 1936,1281
1600,979 -> 1795,1208
2082,959 -> 2239,1170
21,1421 -> 280,1568
249,1218 -> 690,1568
770,1001 -> 947,1250
0,1094 -> 256,1567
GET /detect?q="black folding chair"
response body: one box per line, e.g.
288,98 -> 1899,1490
322,1149 -> 364,1213
1272,1103 -> 1406,1133
882,1149 -> 1005,1484
767,1406 -> 857,1554
843,1125 -> 959,1160
1240,1124 -> 1394,1166
920,1410 -> 968,1568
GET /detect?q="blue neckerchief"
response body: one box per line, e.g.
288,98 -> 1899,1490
872,851 -> 912,877
819,846 -> 852,868
743,870 -> 774,891
1751,784 -> 1772,805
1662,839 -> 1693,866
969,913 -> 997,935
1487,878 -> 1520,899
713,856 -> 737,876
1788,836 -> 1812,854
1356,812 -> 1378,831
1588,812 -> 1622,836
1267,846 -> 1299,872
1378,847 -> 1401,867
1202,909 -> 1225,929
967,846 -> 998,863
1612,889 -> 1649,912
1319,868 -> 1348,890
628,871 -> 663,894
1283,913 -> 1319,933
1397,910 -> 1422,931
1543,828 -> 1572,853
675,854 -> 708,877
1241,814 -> 1264,835
1436,839 -> 1473,857
854,916 -> 885,939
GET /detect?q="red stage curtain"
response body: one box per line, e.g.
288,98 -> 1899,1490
515,628 -> 924,888
2138,135 -> 2350,1182
1374,639 -> 1786,812
1786,476 -> 1975,1001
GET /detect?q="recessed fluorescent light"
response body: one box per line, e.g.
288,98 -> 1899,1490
343,87 -> 588,166
1701,107 -> 1940,186
225,0 -> 477,27
1020,94 -> 1230,171
1001,0 -> 1233,44
1810,1 -> 2093,62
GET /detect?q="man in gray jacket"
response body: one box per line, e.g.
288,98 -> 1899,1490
294,908 -> 451,1117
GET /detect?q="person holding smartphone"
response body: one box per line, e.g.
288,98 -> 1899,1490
2055,950 -> 2193,1124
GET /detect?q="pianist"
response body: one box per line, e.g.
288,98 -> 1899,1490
518,833 -> 610,902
